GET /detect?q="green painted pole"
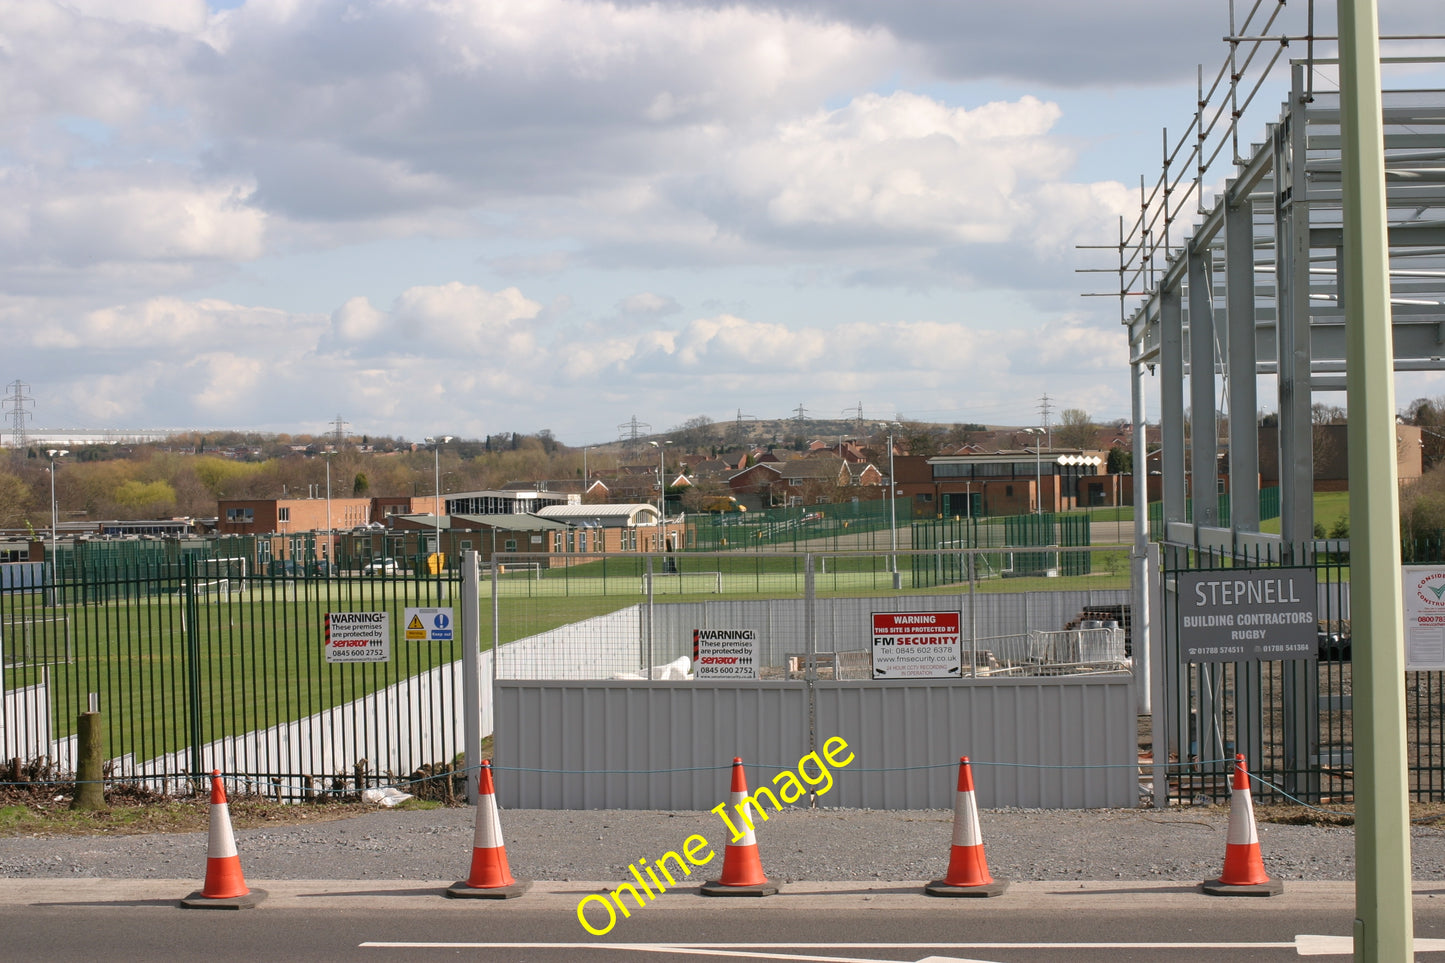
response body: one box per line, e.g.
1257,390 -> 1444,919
1338,2 -> 1414,959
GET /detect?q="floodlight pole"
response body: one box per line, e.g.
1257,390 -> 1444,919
425,435 -> 453,601
47,449 -> 68,584
878,422 -> 901,589
649,440 -> 671,552
1024,428 -> 1044,515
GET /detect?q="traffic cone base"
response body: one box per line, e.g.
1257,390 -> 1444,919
1201,876 -> 1283,897
700,757 -> 778,897
446,761 -> 530,900
447,878 -> 533,900
180,887 -> 268,910
699,878 -> 780,897
923,878 -> 1009,898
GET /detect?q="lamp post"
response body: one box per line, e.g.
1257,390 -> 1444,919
877,423 -> 901,589
583,446 -> 595,500
648,440 -> 672,552
1023,427 -> 1044,515
47,448 -> 68,578
424,435 -> 453,600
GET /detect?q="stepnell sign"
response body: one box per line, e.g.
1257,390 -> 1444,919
1176,568 -> 1317,662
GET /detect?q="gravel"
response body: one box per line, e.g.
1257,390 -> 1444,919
3,805 -> 1442,882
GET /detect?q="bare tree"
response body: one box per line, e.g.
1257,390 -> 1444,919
1055,409 -> 1097,450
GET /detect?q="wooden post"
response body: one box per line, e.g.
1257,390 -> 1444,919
70,712 -> 106,811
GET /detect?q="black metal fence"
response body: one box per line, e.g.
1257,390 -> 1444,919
1159,539 -> 1445,805
1,553 -> 466,797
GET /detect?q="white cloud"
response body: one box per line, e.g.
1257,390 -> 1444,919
325,282 -> 544,357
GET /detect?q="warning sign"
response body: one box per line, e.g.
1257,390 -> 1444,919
403,607 -> 454,642
326,611 -> 390,663
871,611 -> 962,679
693,627 -> 758,679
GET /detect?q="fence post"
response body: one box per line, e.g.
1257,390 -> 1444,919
461,550 -> 482,804
1146,541 -> 1166,809
645,555 -> 655,673
182,554 -> 204,788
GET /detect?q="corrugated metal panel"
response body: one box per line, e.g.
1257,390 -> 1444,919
494,681 -> 809,809
494,675 -> 1133,810
813,677 -> 1134,809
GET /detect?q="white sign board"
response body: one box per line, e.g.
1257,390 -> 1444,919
403,607 -> 454,642
1403,566 -> 1445,671
692,628 -> 758,679
871,611 -> 962,679
326,612 -> 390,663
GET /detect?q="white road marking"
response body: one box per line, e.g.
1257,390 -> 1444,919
1295,934 -> 1445,955
360,940 -> 1293,956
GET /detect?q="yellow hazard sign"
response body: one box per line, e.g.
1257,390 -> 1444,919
404,613 -> 427,641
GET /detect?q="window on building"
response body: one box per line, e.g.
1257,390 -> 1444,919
505,538 -> 518,552
277,508 -> 290,522
1005,485 -> 1014,496
225,508 -> 254,524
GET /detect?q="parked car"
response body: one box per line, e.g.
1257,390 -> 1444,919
266,559 -> 298,577
364,558 -> 399,575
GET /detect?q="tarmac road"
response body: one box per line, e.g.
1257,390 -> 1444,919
2,878 -> 1441,963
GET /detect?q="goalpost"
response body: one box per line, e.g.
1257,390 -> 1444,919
196,557 -> 248,595
1,615 -> 74,665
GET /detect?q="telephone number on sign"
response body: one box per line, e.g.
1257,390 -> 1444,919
1189,645 -> 1245,656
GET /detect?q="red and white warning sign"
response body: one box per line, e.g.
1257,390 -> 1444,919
871,611 -> 962,679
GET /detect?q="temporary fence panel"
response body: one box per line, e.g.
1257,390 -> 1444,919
814,676 -> 1135,809
494,680 -> 810,809
493,674 -> 1134,810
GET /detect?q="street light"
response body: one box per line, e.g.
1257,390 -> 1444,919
648,440 -> 672,552
877,423 -> 901,589
583,446 -> 595,499
47,449 -> 69,576
1023,428 -> 1045,515
424,435 -> 453,600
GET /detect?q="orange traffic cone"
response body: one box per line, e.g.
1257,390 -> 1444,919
700,757 -> 779,896
925,757 -> 1007,897
180,770 -> 266,909
1203,754 -> 1283,896
447,761 -> 531,898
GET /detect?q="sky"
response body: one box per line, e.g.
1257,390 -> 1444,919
3,1 -> 1441,446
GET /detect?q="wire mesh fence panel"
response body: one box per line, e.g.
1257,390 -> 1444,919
491,548 -> 1134,683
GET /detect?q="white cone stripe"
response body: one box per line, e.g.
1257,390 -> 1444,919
1225,787 -> 1259,846
207,801 -> 239,859
472,795 -> 506,850
950,790 -> 984,848
729,789 -> 758,847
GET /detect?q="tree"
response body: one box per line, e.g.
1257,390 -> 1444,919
1055,409 -> 1097,450
1106,445 -> 1132,474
